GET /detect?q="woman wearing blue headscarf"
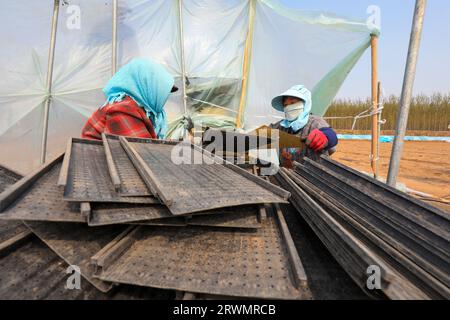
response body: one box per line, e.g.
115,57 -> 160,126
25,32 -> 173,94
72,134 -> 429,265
269,85 -> 338,167
82,59 -> 178,140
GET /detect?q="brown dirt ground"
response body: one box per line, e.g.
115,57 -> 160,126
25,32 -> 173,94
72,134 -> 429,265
331,140 -> 450,212
336,130 -> 450,137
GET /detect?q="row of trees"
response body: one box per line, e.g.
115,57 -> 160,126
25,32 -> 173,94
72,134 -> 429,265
325,93 -> 450,132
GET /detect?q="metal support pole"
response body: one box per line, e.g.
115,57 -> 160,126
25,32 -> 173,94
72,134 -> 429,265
235,0 -> 256,129
40,0 -> 60,164
112,0 -> 118,75
370,34 -> 379,178
387,0 -> 427,187
177,0 -> 187,115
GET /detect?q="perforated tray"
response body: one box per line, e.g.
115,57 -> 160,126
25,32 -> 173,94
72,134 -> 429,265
94,210 -> 308,299
0,166 -> 22,194
0,166 -> 30,245
59,138 -> 157,204
121,137 -> 289,215
104,135 -> 150,197
131,216 -> 187,227
24,221 -> 125,293
90,203 -> 261,229
202,128 -> 272,152
187,206 -> 261,229
88,203 -> 173,227
0,158 -> 85,223
0,237 -> 174,300
0,220 -> 30,247
133,206 -> 262,229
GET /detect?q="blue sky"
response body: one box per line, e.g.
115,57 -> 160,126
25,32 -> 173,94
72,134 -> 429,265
281,0 -> 450,99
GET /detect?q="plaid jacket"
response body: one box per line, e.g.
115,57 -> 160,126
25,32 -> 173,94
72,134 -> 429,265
81,96 -> 157,140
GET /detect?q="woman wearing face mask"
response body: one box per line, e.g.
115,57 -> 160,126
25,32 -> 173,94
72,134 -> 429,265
269,85 -> 338,167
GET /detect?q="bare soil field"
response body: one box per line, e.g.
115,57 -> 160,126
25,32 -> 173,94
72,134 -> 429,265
332,140 -> 450,212
336,130 -> 450,136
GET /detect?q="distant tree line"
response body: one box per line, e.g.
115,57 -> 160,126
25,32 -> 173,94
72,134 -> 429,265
324,93 -> 450,132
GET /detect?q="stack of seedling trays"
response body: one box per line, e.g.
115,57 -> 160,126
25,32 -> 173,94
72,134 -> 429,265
274,157 -> 450,300
0,134 -> 312,299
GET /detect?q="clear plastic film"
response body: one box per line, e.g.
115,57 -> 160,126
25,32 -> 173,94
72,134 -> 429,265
244,0 -> 378,130
178,0 -> 249,135
0,1 -> 53,174
0,0 -> 377,173
47,0 -> 113,163
117,0 -> 184,119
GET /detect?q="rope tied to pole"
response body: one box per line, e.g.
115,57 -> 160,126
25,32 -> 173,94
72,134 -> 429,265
323,104 -> 384,130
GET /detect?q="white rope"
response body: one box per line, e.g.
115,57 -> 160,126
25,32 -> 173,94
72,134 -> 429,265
324,101 -> 385,130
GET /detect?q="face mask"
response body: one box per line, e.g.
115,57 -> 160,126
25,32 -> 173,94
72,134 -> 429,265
284,101 -> 305,121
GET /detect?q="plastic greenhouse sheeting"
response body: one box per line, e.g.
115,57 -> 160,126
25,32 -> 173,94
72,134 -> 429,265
0,0 -> 378,174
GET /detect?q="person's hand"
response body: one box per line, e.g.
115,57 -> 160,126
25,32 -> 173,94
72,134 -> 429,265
306,129 -> 328,152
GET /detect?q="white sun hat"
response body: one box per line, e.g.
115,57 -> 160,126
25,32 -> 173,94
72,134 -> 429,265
271,84 -> 312,112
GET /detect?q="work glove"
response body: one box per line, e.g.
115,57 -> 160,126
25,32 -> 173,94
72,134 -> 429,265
306,129 -> 328,152
280,149 -> 294,169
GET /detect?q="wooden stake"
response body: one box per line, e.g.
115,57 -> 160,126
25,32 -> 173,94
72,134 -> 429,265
235,0 -> 256,129
370,35 -> 379,177
375,81 -> 382,179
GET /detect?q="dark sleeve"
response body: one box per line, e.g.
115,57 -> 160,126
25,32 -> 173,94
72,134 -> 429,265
319,127 -> 338,149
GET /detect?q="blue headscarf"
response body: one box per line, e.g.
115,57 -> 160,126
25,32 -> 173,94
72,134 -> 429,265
271,85 -> 312,132
103,58 -> 174,139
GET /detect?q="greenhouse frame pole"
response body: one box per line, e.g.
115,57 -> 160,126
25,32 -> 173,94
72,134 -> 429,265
236,0 -> 256,129
178,0 -> 187,115
112,0 -> 118,75
40,0 -> 60,164
387,0 -> 427,187
376,81 -> 382,179
370,34 -> 379,178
